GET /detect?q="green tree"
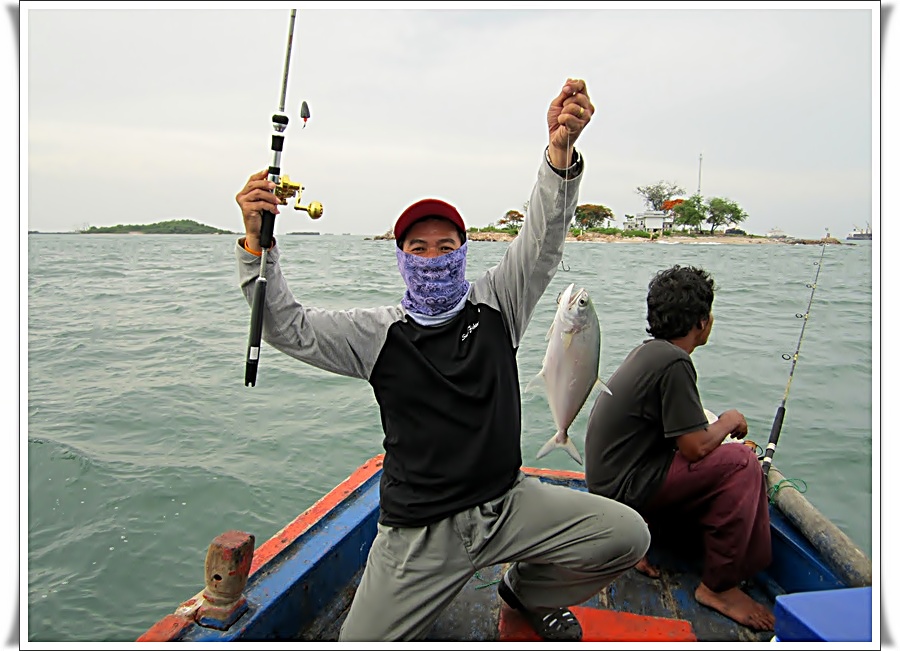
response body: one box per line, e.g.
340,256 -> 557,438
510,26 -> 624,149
574,203 -> 614,230
672,194 -> 706,232
636,181 -> 686,211
706,197 -> 748,234
497,210 -> 524,229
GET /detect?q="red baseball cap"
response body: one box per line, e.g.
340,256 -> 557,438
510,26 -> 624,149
393,198 -> 466,244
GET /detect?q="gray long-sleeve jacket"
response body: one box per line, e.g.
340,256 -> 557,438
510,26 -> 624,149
237,150 -> 583,527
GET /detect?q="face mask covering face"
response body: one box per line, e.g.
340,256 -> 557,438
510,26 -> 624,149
396,241 -> 470,317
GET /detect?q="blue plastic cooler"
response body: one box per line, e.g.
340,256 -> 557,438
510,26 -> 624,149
774,586 -> 872,642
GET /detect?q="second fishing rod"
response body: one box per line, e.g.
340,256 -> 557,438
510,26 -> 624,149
760,243 -> 827,477
245,9 -> 323,388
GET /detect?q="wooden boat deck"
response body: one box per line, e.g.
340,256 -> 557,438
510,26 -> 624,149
296,544 -> 776,642
292,469 -> 777,643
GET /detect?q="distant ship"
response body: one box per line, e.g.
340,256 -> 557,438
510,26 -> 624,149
766,227 -> 788,239
846,223 -> 872,241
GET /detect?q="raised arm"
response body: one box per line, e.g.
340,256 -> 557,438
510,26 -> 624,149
473,78 -> 595,347
547,78 -> 594,169
234,171 -> 401,381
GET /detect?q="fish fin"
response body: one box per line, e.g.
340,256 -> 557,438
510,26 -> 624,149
595,378 -> 612,396
589,378 -> 612,395
561,331 -> 574,350
536,431 -> 584,466
524,372 -> 544,394
545,322 -> 555,341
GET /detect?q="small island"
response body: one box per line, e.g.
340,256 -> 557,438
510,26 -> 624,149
77,219 -> 235,235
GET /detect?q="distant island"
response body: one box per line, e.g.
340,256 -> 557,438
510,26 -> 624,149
77,219 -> 236,235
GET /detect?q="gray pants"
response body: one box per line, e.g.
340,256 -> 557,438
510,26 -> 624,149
339,472 -> 650,641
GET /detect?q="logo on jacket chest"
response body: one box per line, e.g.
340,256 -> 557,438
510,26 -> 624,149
461,321 -> 480,342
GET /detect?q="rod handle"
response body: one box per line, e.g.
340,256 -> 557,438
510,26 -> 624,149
761,405 -> 786,475
245,278 -> 268,387
259,208 -> 276,251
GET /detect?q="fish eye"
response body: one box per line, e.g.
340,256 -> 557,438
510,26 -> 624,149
578,297 -> 587,306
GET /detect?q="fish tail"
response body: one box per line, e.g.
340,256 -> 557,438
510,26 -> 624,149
563,437 -> 584,465
536,435 -> 556,460
536,431 -> 584,466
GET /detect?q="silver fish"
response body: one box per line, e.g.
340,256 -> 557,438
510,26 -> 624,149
528,282 -> 611,465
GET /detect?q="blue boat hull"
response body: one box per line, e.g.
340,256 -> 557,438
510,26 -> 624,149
139,455 -> 871,643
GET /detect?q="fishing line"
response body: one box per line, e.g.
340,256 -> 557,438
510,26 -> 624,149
760,242 -> 827,477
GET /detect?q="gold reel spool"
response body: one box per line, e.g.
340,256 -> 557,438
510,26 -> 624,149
274,175 -> 324,220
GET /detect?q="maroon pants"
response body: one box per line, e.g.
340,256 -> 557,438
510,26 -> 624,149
643,442 -> 772,592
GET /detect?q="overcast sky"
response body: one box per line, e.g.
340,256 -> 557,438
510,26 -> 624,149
19,1 -> 882,240
7,1 -> 896,642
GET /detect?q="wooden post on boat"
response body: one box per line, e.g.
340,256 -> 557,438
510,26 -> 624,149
195,530 -> 256,630
766,466 -> 871,588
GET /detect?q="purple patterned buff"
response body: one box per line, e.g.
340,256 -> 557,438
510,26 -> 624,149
396,242 -> 471,316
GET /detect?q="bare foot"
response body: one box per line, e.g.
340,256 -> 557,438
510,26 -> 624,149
695,582 -> 776,631
634,555 -> 660,579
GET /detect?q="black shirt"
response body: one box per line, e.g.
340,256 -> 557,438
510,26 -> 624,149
584,338 -> 708,510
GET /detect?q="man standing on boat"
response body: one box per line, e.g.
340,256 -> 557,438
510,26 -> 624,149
234,78 -> 650,642
583,265 -> 776,631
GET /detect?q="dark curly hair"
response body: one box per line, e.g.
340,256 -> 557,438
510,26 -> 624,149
646,265 -> 715,339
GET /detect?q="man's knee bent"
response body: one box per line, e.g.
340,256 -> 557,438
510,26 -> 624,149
625,506 -> 652,564
587,500 -> 651,569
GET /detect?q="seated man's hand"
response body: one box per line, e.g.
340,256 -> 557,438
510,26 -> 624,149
719,409 -> 748,439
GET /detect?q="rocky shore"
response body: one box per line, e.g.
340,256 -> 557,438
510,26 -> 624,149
372,229 -> 842,246
562,233 -> 843,246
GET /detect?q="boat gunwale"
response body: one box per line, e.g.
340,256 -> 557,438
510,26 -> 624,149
138,455 -> 385,642
138,453 -> 871,642
249,455 -> 384,575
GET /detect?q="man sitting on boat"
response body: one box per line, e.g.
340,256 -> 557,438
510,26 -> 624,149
583,265 -> 776,631
233,78 -> 650,642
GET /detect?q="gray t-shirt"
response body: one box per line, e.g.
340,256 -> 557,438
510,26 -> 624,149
584,338 -> 709,511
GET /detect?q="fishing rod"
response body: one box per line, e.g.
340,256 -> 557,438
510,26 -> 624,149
760,243 -> 826,477
245,9 -> 323,387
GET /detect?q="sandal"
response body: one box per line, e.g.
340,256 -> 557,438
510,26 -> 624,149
498,576 -> 583,641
